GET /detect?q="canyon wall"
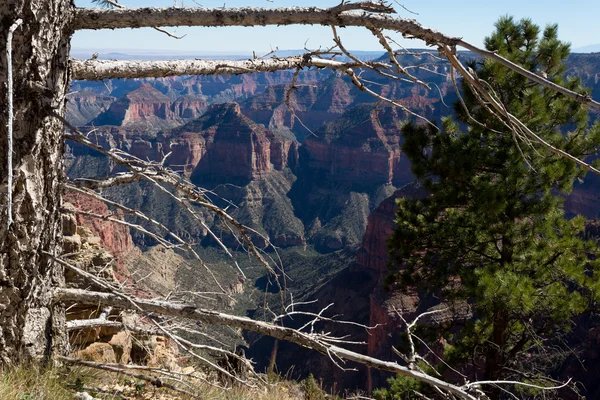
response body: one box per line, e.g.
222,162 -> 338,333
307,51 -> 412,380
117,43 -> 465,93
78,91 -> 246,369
64,52 -> 600,395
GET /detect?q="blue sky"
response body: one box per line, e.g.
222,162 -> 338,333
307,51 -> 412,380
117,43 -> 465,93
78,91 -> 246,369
72,0 -> 600,54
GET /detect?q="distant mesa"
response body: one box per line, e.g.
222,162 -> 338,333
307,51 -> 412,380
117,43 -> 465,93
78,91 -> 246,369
573,44 -> 600,53
91,83 -> 207,130
164,102 -> 298,183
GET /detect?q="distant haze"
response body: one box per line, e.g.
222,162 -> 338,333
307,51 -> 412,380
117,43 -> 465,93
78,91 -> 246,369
71,47 -> 598,62
573,44 -> 600,53
70,48 -> 386,61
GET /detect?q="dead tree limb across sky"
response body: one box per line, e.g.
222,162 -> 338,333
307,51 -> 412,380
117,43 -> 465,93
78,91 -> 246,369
72,3 -> 600,111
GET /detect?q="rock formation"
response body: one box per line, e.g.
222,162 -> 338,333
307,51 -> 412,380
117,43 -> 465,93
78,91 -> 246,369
91,83 -> 207,131
66,90 -> 115,126
181,102 -> 297,183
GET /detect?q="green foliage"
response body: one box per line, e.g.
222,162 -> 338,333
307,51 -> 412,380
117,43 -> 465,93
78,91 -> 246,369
302,374 -> 328,400
388,15 -> 600,385
90,0 -> 118,8
373,375 -> 425,400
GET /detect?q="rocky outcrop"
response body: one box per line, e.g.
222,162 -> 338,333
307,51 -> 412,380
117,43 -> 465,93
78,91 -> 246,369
171,94 -> 207,119
93,83 -> 175,128
352,185 -> 428,390
63,192 -> 135,268
66,90 -> 115,126
180,102 -> 297,183
61,196 -> 187,372
302,104 -> 413,190
74,342 -> 117,364
207,170 -> 306,248
240,76 -> 355,141
356,185 -> 426,273
91,84 -> 207,131
70,100 -> 298,182
286,104 -> 414,252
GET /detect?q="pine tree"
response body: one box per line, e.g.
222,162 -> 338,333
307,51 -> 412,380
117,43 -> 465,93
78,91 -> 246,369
388,16 -> 600,390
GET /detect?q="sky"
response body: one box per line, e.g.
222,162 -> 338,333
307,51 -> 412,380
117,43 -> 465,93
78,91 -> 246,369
72,0 -> 600,54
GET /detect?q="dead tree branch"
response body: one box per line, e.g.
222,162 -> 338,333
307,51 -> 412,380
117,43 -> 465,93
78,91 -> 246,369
70,56 -> 386,81
59,356 -> 202,399
73,5 -> 454,46
441,45 -> 600,176
71,5 -> 600,112
54,287 -> 480,400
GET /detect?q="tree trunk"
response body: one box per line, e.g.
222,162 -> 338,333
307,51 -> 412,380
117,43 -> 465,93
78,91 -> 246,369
0,0 -> 73,364
484,309 -> 509,400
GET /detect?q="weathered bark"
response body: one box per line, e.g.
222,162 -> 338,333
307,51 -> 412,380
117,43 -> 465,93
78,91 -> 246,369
0,0 -> 73,364
70,56 -> 367,81
73,4 -> 456,48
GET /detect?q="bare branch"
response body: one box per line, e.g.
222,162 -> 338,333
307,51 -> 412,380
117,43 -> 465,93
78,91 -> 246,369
54,287 -> 480,400
457,40 -> 600,110
71,5 -> 600,111
465,378 -> 572,392
441,45 -> 600,176
73,5 -> 455,48
70,56 -> 382,81
59,356 -> 201,399
71,173 -> 143,189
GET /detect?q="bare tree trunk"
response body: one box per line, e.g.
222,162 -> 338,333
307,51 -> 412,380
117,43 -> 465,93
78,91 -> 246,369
0,0 -> 73,364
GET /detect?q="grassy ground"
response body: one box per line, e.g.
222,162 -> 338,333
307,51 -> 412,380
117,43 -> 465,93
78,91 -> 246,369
0,364 -> 337,400
0,364 -> 73,400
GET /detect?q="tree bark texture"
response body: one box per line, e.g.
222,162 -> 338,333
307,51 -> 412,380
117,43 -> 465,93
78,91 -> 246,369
70,56 -> 359,80
73,6 -> 460,47
0,0 -> 73,364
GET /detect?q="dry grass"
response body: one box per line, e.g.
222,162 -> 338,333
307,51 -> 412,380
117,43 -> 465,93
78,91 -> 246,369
0,364 -> 307,400
0,364 -> 73,400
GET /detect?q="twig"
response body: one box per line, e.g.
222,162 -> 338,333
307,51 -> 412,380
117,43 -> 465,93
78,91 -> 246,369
59,356 -> 201,399
5,18 -> 22,228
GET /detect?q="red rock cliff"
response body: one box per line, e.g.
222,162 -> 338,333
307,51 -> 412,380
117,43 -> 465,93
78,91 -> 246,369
354,184 -> 427,391
64,191 -> 135,267
179,102 -> 297,182
302,104 -> 413,189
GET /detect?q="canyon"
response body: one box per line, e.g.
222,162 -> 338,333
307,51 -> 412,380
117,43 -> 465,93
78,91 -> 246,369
65,51 -> 600,395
